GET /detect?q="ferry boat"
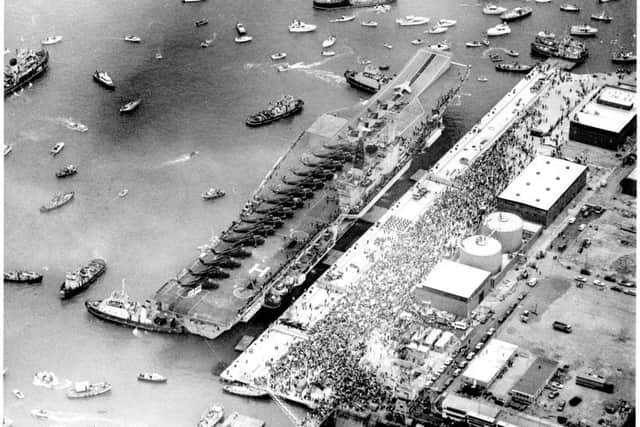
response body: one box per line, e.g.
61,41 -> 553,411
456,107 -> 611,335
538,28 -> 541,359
66,381 -> 111,399
530,35 -> 588,62
137,372 -> 167,383
4,144 -> 12,156
570,24 -> 598,36
288,20 -> 317,32
396,16 -> 430,26
195,19 -> 209,27
437,19 -> 456,27
361,20 -> 378,27
495,62 -> 535,73
56,164 -> 77,178
612,51 -> 636,64
40,191 -> 74,212
4,270 -> 43,283
124,35 -> 142,43
245,95 -> 304,127
50,141 -> 64,155
4,49 -> 49,96
500,7 -> 533,22
482,4 -> 507,15
465,40 -> 483,48
271,52 -> 287,60
222,383 -> 269,397
120,98 -> 142,113
59,258 -> 107,299
202,188 -> 226,200
591,11 -> 612,22
426,25 -> 447,34
487,23 -> 511,36
329,15 -> 356,22
198,404 -> 224,427
41,35 -> 63,45
560,3 -> 580,12
344,67 -> 392,93
93,70 -> 115,89
429,43 -> 450,51
322,35 -> 337,48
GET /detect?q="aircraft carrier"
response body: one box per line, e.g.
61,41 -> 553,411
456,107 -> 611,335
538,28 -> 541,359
154,49 -> 468,339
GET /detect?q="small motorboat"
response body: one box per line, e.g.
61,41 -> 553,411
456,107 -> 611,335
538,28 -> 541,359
322,35 -> 337,48
570,24 -> 598,36
361,20 -> 378,27
155,49 -> 163,60
31,409 -> 49,419
66,381 -> 112,399
12,389 -> 24,399
591,11 -> 613,22
288,20 -> 317,32
537,30 -> 556,39
200,40 -> 211,48
66,121 -> 88,132
500,7 -> 533,21
612,51 -> 636,63
195,19 -> 209,27
429,42 -> 450,51
437,19 -> 456,27
496,62 -> 535,73
411,39 -> 425,45
482,38 -> 491,46
487,23 -> 511,36
50,142 -> 65,155
276,63 -> 290,72
489,53 -> 503,62
93,70 -> 115,89
505,49 -> 519,57
56,165 -> 78,178
560,3 -> 580,12
120,98 -> 142,113
137,373 -> 167,383
383,42 -> 393,49
202,188 -> 225,200
465,40 -> 483,47
426,25 -> 447,34
41,35 -> 63,45
4,271 -> 43,283
118,189 -> 129,198
536,0 -> 552,3
223,383 -> 269,397
329,15 -> 356,23
271,52 -> 287,60
124,35 -> 142,43
396,16 -> 430,26
321,50 -> 336,56
234,35 -> 253,43
482,4 -> 507,15
4,144 -> 12,156
477,76 -> 489,82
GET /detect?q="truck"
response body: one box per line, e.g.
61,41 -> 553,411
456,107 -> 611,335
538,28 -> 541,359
553,321 -> 573,333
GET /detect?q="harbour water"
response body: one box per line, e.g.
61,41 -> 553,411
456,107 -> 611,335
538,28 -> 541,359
4,0 -> 635,425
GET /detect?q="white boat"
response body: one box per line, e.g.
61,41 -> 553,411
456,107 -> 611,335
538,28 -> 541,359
429,42 -> 450,51
198,404 -> 224,427
477,76 -> 489,82
93,70 -> 115,89
120,98 -> 142,113
4,144 -> 12,156
426,25 -> 447,34
411,39 -> 425,45
383,42 -> 393,49
591,11 -> 613,22
67,120 -> 88,132
12,389 -> 24,399
118,189 -> 129,198
537,30 -> 556,38
270,52 -> 287,60
372,4 -> 391,13
465,40 -> 483,47
505,49 -> 519,57
560,3 -> 580,12
31,409 -> 49,419
155,50 -> 163,60
234,35 -> 253,43
276,63 -> 290,72
437,19 -> 456,27
536,0 -> 552,3
321,50 -> 335,56
487,23 -> 511,36
138,372 -> 167,383
482,4 -> 507,15
361,20 -> 378,27
288,20 -> 317,32
41,35 -> 63,45
396,16 -> 430,26
50,142 -> 65,155
570,24 -> 598,36
322,35 -> 337,48
124,35 -> 142,43
329,15 -> 355,23
200,40 -> 211,48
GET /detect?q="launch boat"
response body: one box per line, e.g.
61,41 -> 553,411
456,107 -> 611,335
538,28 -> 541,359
246,95 -> 304,126
59,258 -> 107,299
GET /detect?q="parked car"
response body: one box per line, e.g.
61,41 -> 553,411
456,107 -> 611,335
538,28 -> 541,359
518,292 -> 528,301
548,390 -> 560,399
444,357 -> 454,366
458,360 -> 468,369
593,279 -> 604,287
574,275 -> 587,283
475,342 -> 484,351
444,378 -> 454,388
551,381 -> 564,389
453,368 -> 462,377
568,216 -> 576,224
557,400 -> 567,411
466,352 -> 476,361
611,286 -> 623,292
579,224 -> 586,231
487,327 -> 496,337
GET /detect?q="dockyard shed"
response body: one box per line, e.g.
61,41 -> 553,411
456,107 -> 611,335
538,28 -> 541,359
510,357 -> 558,405
413,260 -> 492,318
424,328 -> 442,348
462,339 -> 518,389
497,156 -> 587,226
569,84 -> 637,150
442,394 -> 501,425
620,167 -> 637,197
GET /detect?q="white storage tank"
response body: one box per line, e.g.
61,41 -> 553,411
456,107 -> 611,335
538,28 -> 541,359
482,212 -> 523,253
459,235 -> 502,274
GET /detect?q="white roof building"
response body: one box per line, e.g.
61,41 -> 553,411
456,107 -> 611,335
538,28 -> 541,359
462,339 -> 518,388
416,259 -> 491,300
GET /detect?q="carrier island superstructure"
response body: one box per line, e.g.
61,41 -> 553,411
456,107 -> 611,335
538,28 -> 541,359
154,50 -> 468,339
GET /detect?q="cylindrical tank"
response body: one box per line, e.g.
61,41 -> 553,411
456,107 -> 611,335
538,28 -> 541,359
459,235 -> 502,274
482,212 -> 523,253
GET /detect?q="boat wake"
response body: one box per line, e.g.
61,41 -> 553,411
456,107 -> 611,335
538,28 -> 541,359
275,49 -> 351,86
32,372 -> 72,389
32,410 -> 143,426
161,151 -> 199,167
57,117 -> 88,132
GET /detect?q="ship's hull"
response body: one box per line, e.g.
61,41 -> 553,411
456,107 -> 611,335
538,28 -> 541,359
246,100 -> 304,127
4,50 -> 49,96
530,43 -> 587,62
59,261 -> 107,299
612,56 -> 636,64
344,70 -> 379,93
313,0 -> 351,9
500,10 -> 533,21
66,385 -> 111,399
223,384 -> 269,397
4,273 -> 43,284
85,300 -> 185,334
40,193 -> 74,212
495,64 -> 534,73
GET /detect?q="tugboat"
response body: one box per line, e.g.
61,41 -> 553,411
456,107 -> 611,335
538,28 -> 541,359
120,98 -> 142,113
59,258 -> 107,299
245,95 -> 304,127
495,62 -> 535,73
85,279 -> 185,333
195,19 -> 209,27
531,35 -> 588,62
66,381 -> 112,399
202,188 -> 226,200
56,164 -> 78,178
41,35 -> 63,45
396,16 -> 430,26
4,270 -> 43,283
344,67 -> 392,93
198,404 -> 224,427
570,24 -> 598,37
4,48 -> 49,96
487,23 -> 511,37
560,3 -> 580,12
137,372 -> 167,383
612,51 -> 636,64
93,70 -> 115,89
500,7 -> 533,22
590,11 -> 612,22
222,383 -> 269,398
288,20 -> 317,32
40,191 -> 74,212
482,4 -> 507,15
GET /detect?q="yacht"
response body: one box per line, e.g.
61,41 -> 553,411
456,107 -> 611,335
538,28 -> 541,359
591,11 -> 613,22
50,141 -> 64,155
500,7 -> 533,22
396,16 -> 430,26
120,98 -> 142,113
329,15 -> 355,23
270,52 -> 287,60
560,3 -> 580,12
487,23 -> 511,36
410,39 -> 425,45
570,24 -> 598,36
41,35 -> 63,45
322,35 -> 337,48
137,373 -> 167,383
465,40 -> 483,47
361,20 -> 379,27
482,4 -> 507,15
93,70 -> 115,89
124,35 -> 142,43
437,19 -> 456,27
429,42 -> 450,51
426,25 -> 447,34
288,20 -> 317,32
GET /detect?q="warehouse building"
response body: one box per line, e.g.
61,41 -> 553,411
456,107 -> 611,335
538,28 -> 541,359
442,393 -> 501,425
462,339 -> 518,389
497,156 -> 587,226
413,260 -> 492,318
510,357 -> 558,405
569,84 -> 637,150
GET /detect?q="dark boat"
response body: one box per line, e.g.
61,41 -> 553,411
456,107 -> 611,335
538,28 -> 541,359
56,165 -> 77,178
85,279 -> 184,333
195,19 -> 209,27
500,7 -> 533,22
238,212 -> 283,224
229,222 -> 276,236
219,232 -> 266,246
4,270 -> 43,284
197,254 -> 242,269
313,0 -> 351,9
40,192 -> 74,212
560,3 -> 580,12
210,242 -> 253,257
495,63 -> 535,73
246,95 -> 304,127
59,258 -> 107,299
4,49 -> 49,96
300,157 -> 343,171
92,70 -> 115,89
271,185 -> 314,199
251,204 -> 295,218
530,35 -> 588,63
612,52 -> 636,64
259,194 -> 304,209
344,68 -> 392,93
290,167 -> 334,180
282,175 -> 325,190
